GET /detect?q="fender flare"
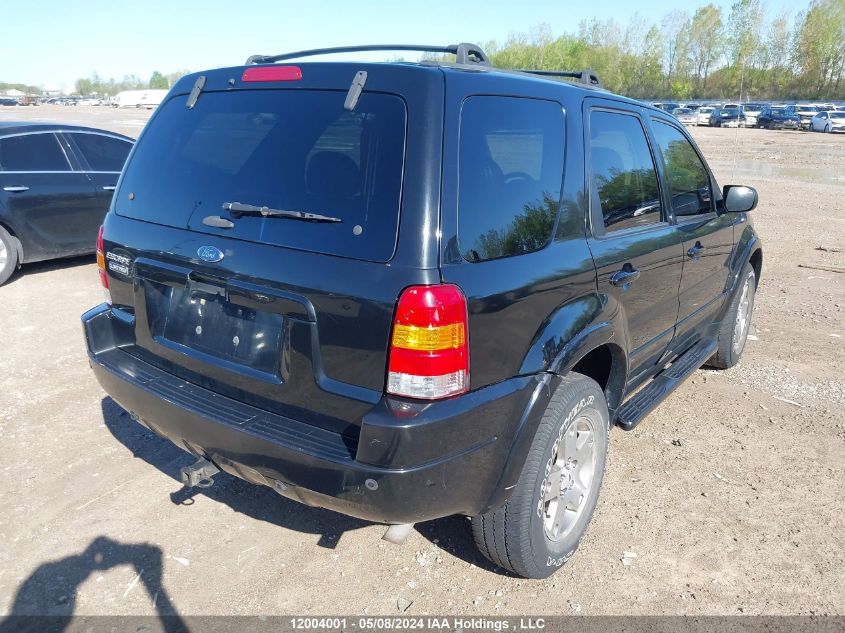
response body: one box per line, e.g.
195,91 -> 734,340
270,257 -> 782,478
483,296 -> 629,512
719,226 -> 761,320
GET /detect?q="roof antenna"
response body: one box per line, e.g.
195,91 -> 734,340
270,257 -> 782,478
344,71 -> 368,111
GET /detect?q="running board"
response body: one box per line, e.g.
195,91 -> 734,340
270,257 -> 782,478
616,338 -> 718,431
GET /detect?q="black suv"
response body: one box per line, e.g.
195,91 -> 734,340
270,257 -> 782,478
82,44 -> 762,579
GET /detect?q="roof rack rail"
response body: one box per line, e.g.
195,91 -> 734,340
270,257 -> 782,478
246,43 -> 490,66
517,69 -> 602,88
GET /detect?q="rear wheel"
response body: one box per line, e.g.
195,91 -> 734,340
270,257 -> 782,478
826,124 -> 832,133
709,263 -> 757,369
471,373 -> 609,578
0,225 -> 18,286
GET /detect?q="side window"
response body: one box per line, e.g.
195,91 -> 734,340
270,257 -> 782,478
70,133 -> 132,171
458,96 -> 564,261
589,110 -> 662,232
651,121 -> 713,217
0,133 -> 71,171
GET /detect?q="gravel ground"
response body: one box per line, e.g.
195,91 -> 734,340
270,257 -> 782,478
0,106 -> 843,617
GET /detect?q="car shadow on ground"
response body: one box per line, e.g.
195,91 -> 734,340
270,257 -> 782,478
0,536 -> 187,633
3,254 -> 95,287
100,397 -> 506,573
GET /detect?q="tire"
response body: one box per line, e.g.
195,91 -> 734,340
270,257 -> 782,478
471,372 -> 609,579
826,124 -> 832,133
709,263 -> 757,369
0,225 -> 18,286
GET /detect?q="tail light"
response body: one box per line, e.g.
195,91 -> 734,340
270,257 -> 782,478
96,225 -> 111,304
387,284 -> 469,400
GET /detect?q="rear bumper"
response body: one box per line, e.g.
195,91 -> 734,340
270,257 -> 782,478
83,304 -> 550,524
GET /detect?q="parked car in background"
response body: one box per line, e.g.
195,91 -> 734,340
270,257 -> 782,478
696,106 -> 715,125
0,122 -> 134,285
672,107 -> 697,126
794,104 -> 820,129
740,103 -> 766,127
811,110 -> 845,133
0,97 -> 17,106
756,105 -> 801,130
709,107 -> 745,127
651,102 -> 680,112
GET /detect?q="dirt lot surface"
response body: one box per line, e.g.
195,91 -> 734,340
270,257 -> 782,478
0,106 -> 843,617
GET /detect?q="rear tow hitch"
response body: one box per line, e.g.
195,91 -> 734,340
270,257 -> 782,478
180,459 -> 219,488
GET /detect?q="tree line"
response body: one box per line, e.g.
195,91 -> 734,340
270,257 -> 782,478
10,0 -> 844,101
479,0 -> 844,101
72,70 -> 190,96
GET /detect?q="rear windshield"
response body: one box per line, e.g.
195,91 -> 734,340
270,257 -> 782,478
115,89 -> 406,262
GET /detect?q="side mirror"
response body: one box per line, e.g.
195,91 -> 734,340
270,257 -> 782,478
722,185 -> 758,213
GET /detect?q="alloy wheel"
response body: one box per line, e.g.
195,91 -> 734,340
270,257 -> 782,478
540,416 -> 597,542
733,272 -> 754,354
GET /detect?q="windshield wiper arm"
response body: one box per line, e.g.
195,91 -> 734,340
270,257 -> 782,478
222,202 -> 342,223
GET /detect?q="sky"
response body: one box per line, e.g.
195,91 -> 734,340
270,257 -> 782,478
1,0 -> 796,90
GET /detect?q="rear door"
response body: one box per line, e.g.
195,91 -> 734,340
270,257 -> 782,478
584,101 -> 685,380
0,131 -> 101,260
648,117 -> 734,346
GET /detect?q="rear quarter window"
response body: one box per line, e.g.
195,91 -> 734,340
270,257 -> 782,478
458,96 -> 565,262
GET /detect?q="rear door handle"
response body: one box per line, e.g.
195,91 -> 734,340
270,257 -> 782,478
102,185 -> 116,191
610,267 -> 640,287
687,243 -> 705,260
3,186 -> 29,193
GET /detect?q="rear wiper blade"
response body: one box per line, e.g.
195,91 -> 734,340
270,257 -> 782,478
222,202 -> 342,223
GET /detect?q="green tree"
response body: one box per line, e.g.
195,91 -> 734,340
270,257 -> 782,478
725,0 -> 766,97
687,4 -> 724,95
662,10 -> 691,91
148,71 -> 169,89
792,0 -> 845,97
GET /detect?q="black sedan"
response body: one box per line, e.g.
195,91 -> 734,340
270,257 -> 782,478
709,107 -> 746,127
756,106 -> 801,130
0,122 -> 133,285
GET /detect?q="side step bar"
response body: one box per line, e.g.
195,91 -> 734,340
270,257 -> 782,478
616,338 -> 718,431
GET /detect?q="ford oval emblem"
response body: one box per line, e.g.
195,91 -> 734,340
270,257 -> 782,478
197,245 -> 224,263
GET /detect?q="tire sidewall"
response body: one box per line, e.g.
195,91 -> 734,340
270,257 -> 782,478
0,227 -> 17,286
525,378 -> 609,576
731,268 -> 757,360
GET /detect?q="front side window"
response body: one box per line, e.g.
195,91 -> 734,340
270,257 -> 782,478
651,121 -> 713,217
458,96 -> 564,261
0,133 -> 71,171
589,111 -> 662,232
70,133 -> 132,171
